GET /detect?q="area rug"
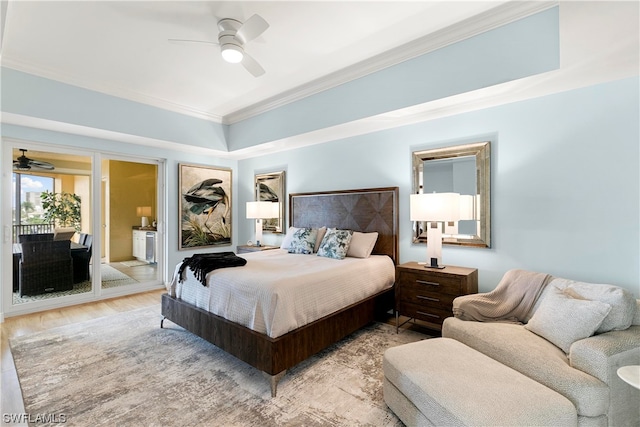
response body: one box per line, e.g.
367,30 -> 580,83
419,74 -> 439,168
11,305 -> 428,426
12,265 -> 138,304
120,260 -> 149,267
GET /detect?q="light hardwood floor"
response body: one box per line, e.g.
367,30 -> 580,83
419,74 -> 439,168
1,289 -> 164,422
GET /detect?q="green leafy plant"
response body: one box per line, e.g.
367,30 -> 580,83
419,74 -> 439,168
41,190 -> 82,231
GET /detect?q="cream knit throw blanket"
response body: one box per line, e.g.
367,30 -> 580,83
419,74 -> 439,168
452,269 -> 553,323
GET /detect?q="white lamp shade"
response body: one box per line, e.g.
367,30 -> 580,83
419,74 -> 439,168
136,206 -> 152,217
459,195 -> 476,220
246,201 -> 279,219
410,193 -> 460,222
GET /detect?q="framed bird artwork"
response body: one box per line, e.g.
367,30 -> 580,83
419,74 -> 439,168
179,163 -> 232,249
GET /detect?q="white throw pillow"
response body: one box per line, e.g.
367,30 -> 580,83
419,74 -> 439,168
314,227 -> 327,253
550,278 -> 636,333
524,285 -> 611,353
346,232 -> 379,258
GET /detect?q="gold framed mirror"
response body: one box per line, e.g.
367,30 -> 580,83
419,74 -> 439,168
412,141 -> 490,248
254,171 -> 286,234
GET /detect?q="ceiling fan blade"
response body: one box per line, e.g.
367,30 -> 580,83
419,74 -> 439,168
241,52 -> 265,77
168,38 -> 218,46
235,14 -> 269,44
29,160 -> 55,170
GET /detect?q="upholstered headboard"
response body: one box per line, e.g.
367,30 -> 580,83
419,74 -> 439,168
289,187 -> 399,264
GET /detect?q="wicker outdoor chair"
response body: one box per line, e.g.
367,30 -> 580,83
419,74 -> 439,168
18,233 -> 54,243
72,234 -> 92,283
19,240 -> 73,296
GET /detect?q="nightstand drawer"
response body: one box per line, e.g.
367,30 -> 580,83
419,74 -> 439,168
397,269 -> 463,296
396,286 -> 456,309
397,301 -> 452,326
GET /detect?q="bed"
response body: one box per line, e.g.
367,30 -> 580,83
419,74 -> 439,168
161,187 -> 399,396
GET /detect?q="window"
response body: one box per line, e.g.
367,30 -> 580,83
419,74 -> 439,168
12,173 -> 55,236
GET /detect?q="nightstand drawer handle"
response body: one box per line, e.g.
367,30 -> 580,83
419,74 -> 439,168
417,310 -> 440,319
416,279 -> 439,287
417,295 -> 439,302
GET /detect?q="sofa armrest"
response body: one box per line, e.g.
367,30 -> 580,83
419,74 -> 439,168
569,325 -> 640,384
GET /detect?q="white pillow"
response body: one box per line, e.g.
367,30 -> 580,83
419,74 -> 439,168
280,227 -> 301,249
550,278 -> 636,333
524,285 -> 611,353
633,300 -> 640,326
314,227 -> 327,253
346,232 -> 378,258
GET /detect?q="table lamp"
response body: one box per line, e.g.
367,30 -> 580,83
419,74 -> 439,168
246,201 -> 279,247
410,193 -> 460,268
445,194 -> 476,235
136,206 -> 152,228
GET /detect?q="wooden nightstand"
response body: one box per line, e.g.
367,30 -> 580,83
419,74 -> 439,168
236,245 -> 280,254
395,262 -> 478,332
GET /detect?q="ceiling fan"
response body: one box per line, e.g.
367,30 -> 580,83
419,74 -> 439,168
169,14 -> 269,77
13,149 -> 55,171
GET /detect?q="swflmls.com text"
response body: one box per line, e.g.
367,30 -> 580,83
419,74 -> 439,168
3,413 -> 67,424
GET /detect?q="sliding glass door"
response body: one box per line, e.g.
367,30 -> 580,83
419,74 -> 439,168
6,143 -> 164,313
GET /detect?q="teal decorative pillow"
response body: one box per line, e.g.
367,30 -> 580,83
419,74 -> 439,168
288,228 -> 317,254
317,228 -> 353,260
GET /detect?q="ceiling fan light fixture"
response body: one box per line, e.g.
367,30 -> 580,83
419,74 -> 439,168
221,44 -> 244,64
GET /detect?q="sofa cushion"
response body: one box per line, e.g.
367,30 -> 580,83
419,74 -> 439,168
524,285 -> 611,353
383,338 -> 577,427
442,317 -> 609,418
535,278 -> 636,333
633,299 -> 640,325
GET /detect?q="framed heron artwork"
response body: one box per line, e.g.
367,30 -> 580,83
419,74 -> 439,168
179,163 -> 232,249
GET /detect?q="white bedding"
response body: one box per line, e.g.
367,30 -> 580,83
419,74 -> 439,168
169,249 -> 395,338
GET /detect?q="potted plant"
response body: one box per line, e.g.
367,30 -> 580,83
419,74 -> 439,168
41,190 -> 82,231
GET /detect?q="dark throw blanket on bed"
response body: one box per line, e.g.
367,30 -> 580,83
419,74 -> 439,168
178,252 -> 247,286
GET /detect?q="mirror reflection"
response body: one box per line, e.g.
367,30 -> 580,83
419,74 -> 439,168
255,171 -> 286,233
412,141 -> 491,248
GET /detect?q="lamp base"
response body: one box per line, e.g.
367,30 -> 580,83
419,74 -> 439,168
418,258 -> 446,269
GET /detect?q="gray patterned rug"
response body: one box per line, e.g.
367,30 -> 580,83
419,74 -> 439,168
11,305 -> 427,426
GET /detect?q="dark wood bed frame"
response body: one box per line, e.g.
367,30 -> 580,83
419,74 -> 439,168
161,187 -> 399,396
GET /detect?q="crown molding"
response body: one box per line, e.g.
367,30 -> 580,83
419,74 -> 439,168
1,59 -> 224,123
2,112 -> 234,158
223,1 -> 558,124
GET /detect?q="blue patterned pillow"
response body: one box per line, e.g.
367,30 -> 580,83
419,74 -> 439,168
317,229 -> 353,260
288,228 -> 317,254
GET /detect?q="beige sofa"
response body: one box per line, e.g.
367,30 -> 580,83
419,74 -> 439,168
384,272 -> 640,426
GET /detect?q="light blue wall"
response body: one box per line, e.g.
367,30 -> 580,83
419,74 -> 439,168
229,7 -> 559,151
1,68 -> 229,151
238,76 -> 640,296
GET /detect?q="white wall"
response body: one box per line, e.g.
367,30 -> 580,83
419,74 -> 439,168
239,76 -> 640,296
